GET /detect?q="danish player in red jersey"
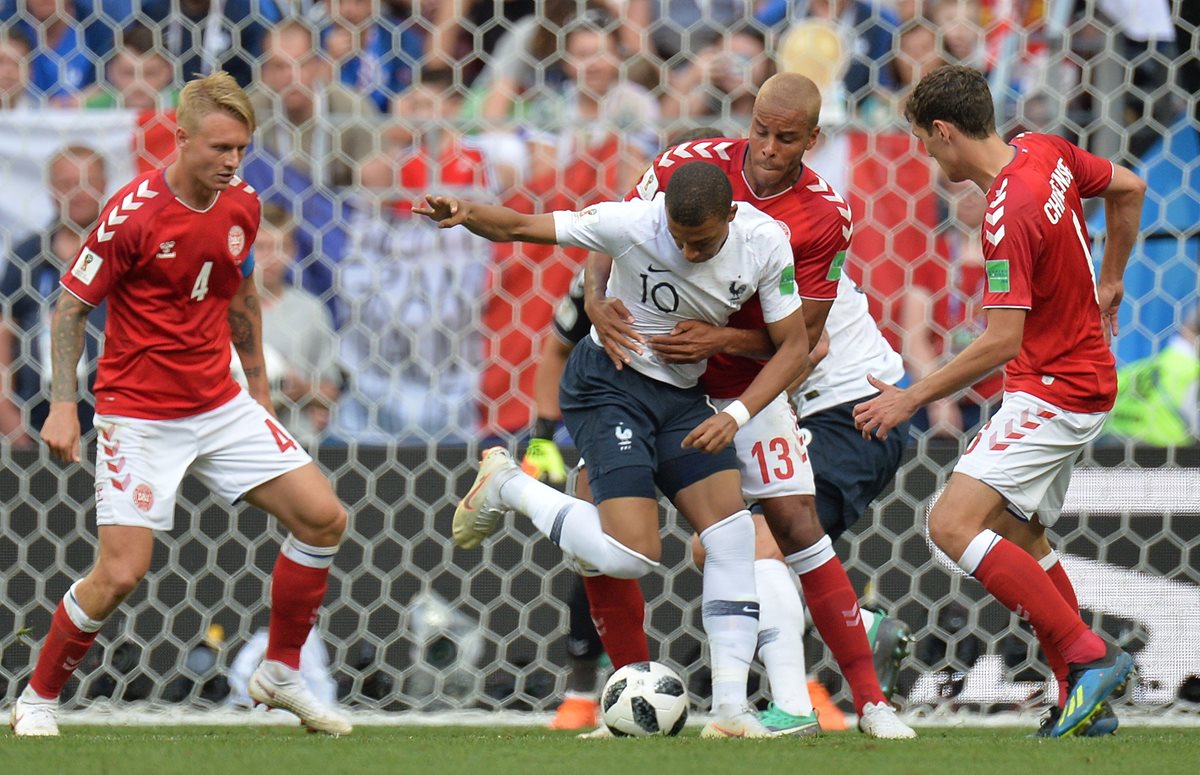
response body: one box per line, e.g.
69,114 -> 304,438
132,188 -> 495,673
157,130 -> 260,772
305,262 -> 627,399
10,72 -> 352,737
854,65 -> 1146,738
584,74 -> 914,738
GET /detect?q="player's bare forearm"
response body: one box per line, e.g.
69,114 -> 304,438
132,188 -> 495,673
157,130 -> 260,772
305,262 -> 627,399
1098,165 -> 1147,285
801,298 -> 834,350
905,309 -> 1023,407
584,252 -> 613,302
415,195 -> 557,244
228,276 -> 271,405
48,292 -> 92,403
736,310 -> 810,416
534,334 -> 573,421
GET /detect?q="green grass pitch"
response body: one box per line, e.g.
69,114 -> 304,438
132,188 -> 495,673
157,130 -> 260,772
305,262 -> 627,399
2,726 -> 1197,775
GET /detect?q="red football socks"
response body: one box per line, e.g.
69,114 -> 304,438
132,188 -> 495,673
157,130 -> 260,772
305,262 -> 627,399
29,603 -> 99,700
582,574 -> 649,669
974,540 -> 1105,666
1044,557 -> 1082,705
266,553 -> 329,669
799,557 -> 886,711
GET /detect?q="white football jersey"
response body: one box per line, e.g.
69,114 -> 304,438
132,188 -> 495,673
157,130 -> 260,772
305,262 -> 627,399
794,268 -> 906,417
552,196 -> 802,388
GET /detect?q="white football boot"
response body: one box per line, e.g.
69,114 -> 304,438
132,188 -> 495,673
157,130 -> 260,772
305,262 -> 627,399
10,686 -> 60,737
700,704 -> 772,738
452,447 -> 519,549
248,660 -> 352,736
857,701 -> 917,739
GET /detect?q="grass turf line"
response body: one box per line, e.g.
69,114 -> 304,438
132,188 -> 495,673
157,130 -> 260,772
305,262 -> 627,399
1,726 -> 1196,775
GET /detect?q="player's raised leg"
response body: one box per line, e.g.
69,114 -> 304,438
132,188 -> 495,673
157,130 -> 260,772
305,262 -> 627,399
11,525 -> 155,737
242,461 -> 352,736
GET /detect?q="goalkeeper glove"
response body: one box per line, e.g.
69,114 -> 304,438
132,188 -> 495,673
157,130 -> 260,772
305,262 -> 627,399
522,436 -> 568,486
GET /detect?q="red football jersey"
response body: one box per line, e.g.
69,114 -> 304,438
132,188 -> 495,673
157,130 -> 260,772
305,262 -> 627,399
630,137 -> 852,399
979,132 -> 1116,413
60,169 -> 261,420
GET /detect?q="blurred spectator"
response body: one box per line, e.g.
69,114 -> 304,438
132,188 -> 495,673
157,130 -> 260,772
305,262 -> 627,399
0,145 -> 107,446
249,19 -> 379,188
0,26 -> 34,110
645,0 -> 749,64
83,22 -> 178,110
758,0 -> 900,115
900,186 -> 999,437
140,0 -> 283,88
308,0 -> 427,113
1103,308 -> 1200,447
661,23 -> 772,127
6,0 -> 118,104
255,203 -> 342,446
428,0 -> 538,79
931,0 -> 983,67
520,9 -> 659,184
335,81 -> 496,443
466,0 -> 614,126
894,18 -> 947,113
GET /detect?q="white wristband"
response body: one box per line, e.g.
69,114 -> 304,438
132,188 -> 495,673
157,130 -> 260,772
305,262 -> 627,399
721,400 -> 751,429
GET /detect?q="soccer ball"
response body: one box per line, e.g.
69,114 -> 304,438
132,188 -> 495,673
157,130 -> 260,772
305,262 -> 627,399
600,661 -> 689,737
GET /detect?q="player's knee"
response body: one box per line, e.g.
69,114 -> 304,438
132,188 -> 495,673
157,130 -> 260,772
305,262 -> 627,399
761,497 -> 824,554
926,504 -> 961,555
96,564 -> 146,601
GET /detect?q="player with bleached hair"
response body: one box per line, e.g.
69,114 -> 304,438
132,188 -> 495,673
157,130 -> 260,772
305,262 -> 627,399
854,65 -> 1146,738
418,161 -> 811,738
9,72 -> 351,738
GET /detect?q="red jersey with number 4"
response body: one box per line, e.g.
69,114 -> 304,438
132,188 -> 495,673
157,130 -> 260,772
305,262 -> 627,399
59,168 -> 261,420
980,133 -> 1116,413
630,137 -> 851,398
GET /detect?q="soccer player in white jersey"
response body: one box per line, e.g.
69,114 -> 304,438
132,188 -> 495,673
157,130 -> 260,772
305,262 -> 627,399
9,73 -> 351,737
417,161 -> 811,737
854,65 -> 1146,737
584,74 -> 915,738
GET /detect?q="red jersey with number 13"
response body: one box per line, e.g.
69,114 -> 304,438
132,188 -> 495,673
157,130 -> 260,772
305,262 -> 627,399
59,168 -> 260,420
979,133 -> 1116,413
630,137 -> 851,398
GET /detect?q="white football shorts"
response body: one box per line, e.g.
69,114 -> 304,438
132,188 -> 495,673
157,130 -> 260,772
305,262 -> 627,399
953,391 -> 1108,527
93,391 -> 312,531
716,392 -> 816,502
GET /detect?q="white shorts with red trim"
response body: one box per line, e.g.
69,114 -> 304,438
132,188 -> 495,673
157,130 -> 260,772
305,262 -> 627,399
717,392 -> 816,502
93,391 -> 311,531
953,391 -> 1107,527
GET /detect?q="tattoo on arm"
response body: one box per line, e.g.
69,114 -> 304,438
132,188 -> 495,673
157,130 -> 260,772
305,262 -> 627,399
228,309 -> 255,355
228,283 -> 261,357
50,294 -> 92,402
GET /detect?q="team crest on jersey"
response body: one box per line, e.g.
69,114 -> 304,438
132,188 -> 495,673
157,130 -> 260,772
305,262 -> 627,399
133,483 -> 155,513
70,248 -> 103,285
227,225 -> 246,257
155,241 -> 177,260
774,220 -> 792,241
729,280 -> 748,300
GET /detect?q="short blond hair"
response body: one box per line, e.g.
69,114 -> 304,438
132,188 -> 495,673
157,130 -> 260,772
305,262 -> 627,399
176,71 -> 256,134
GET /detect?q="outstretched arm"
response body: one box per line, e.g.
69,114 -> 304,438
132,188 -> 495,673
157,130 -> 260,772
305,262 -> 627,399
414,195 -> 558,244
228,275 -> 272,412
40,292 -> 94,463
854,307 -> 1025,440
1095,164 -> 1147,339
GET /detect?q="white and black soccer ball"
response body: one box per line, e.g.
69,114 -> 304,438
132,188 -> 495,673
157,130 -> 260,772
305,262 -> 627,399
600,661 -> 688,737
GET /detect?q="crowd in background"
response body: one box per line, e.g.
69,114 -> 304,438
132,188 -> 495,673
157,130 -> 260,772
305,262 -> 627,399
0,0 -> 1196,447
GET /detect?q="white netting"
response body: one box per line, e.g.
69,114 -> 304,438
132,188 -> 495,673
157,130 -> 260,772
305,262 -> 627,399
1,0 -> 1198,721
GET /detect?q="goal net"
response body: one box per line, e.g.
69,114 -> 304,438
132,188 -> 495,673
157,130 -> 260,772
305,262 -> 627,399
1,0 -> 1197,723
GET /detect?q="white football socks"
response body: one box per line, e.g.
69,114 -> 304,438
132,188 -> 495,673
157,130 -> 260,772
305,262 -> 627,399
699,510 -> 759,713
499,472 -> 658,578
754,559 -> 814,717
